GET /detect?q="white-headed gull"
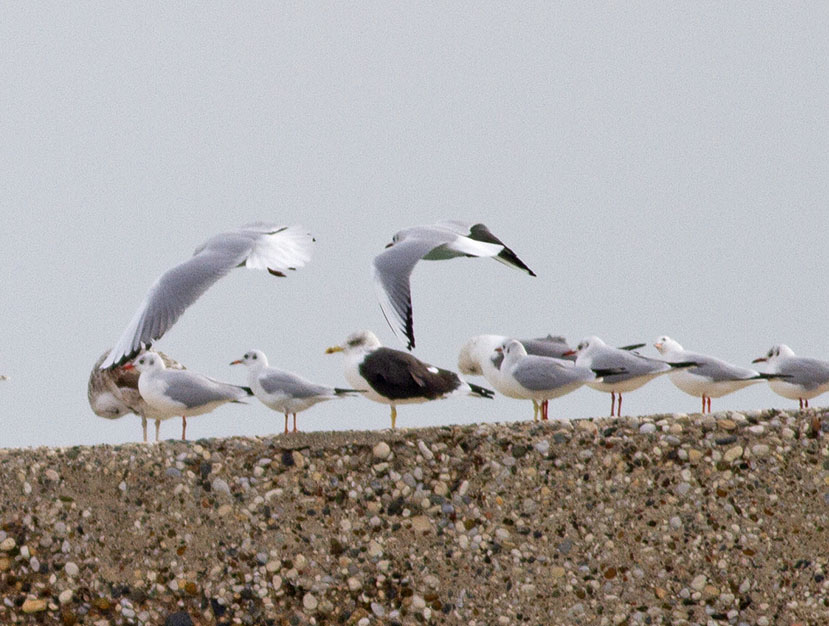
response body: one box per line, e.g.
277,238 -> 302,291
88,349 -> 186,441
567,336 -> 695,417
326,330 -> 494,429
457,334 -> 575,420
230,349 -> 362,434
372,221 -> 535,350
495,339 -> 621,421
124,351 -> 252,440
101,223 -> 314,369
752,344 -> 829,409
653,336 -> 777,413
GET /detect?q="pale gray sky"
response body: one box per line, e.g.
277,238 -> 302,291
2,3 -> 828,447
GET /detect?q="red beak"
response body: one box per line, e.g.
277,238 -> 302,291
230,359 -> 243,366
751,357 -> 766,363
122,363 -> 135,370
562,349 -> 576,357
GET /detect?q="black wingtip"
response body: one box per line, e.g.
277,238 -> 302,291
241,386 -> 254,396
669,360 -> 699,369
468,382 -> 495,399
334,388 -> 366,395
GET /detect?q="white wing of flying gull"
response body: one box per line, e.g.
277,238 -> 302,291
101,223 -> 314,369
372,221 -> 535,350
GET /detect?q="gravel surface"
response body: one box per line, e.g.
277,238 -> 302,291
1,408 -> 828,625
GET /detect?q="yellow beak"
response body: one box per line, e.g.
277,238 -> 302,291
325,345 -> 344,354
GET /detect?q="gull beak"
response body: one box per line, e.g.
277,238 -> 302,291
326,345 -> 344,354
122,363 -> 135,371
751,356 -> 767,363
230,359 -> 243,366
494,347 -> 503,354
654,342 -> 663,351
384,242 -> 393,249
562,349 -> 576,357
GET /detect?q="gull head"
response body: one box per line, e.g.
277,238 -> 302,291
753,344 -> 796,363
231,349 -> 269,369
653,336 -> 683,354
326,330 -> 382,355
126,351 -> 166,374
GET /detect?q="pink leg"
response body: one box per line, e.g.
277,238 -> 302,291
284,413 -> 289,434
181,416 -> 187,441
617,394 -> 623,416
292,414 -> 298,432
610,392 -> 616,417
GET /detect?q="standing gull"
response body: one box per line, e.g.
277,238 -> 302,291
124,351 -> 252,440
372,221 -> 535,350
458,334 -> 575,420
566,336 -> 695,417
653,336 -> 779,413
101,223 -> 314,368
230,349 -> 362,434
495,340 -> 621,421
326,330 -> 494,429
458,334 -> 643,419
752,344 -> 829,409
88,349 -> 186,441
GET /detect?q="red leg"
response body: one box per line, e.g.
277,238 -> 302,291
542,400 -> 549,421
610,392 -> 616,417
181,416 -> 187,441
284,413 -> 289,434
805,398 -> 810,408
292,414 -> 298,432
618,393 -> 622,416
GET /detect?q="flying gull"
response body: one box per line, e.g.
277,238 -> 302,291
752,344 -> 829,409
495,339 -> 622,421
653,336 -> 779,413
123,351 -> 253,440
372,221 -> 535,350
326,330 -> 494,428
88,349 -> 187,441
101,223 -> 314,368
566,336 -> 696,417
231,349 -> 362,433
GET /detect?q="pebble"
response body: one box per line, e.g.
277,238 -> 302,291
752,444 -> 770,457
691,575 -> 707,591
303,592 -> 318,611
59,589 -> 73,604
410,516 -> 432,533
22,598 -> 47,613
639,423 -> 656,434
723,446 -> 743,463
418,440 -> 435,460
64,561 -> 79,577
372,441 -> 391,460
211,478 -> 231,495
0,537 -> 16,551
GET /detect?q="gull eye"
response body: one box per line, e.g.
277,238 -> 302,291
252,354 -> 257,359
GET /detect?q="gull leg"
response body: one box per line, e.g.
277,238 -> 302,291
617,394 -> 623,416
390,405 -> 397,429
532,401 -> 539,422
155,419 -> 161,442
701,396 -> 706,414
142,416 -> 148,443
181,416 -> 187,441
708,397 -> 712,413
284,413 -> 289,434
805,398 -> 810,409
610,392 -> 616,417
542,400 -> 549,421
293,414 -> 298,433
